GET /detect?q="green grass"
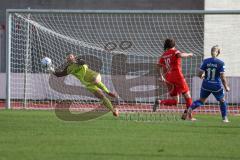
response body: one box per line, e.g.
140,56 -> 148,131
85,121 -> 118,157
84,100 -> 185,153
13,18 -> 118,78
0,110 -> 240,160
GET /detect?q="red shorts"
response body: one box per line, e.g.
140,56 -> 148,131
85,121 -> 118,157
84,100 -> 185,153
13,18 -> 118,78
165,76 -> 190,97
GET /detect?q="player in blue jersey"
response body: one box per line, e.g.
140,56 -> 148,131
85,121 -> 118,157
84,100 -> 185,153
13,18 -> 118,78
182,45 -> 230,122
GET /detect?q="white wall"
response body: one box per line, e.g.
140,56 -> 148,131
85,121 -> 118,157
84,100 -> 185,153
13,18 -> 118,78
204,0 -> 240,76
205,0 -> 240,10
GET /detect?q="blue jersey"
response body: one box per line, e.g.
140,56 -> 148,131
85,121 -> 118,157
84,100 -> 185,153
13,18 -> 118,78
200,57 -> 225,92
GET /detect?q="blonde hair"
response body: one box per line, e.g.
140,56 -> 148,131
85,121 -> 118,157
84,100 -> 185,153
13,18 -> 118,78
211,45 -> 220,57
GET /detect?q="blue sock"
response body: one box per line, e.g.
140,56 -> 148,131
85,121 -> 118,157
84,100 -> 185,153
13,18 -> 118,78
220,101 -> 227,118
190,100 -> 204,110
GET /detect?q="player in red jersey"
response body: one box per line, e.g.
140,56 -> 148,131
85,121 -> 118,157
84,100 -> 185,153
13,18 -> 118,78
153,38 -> 195,120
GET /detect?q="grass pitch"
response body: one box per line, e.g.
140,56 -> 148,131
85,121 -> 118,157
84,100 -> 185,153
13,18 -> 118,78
0,110 -> 240,160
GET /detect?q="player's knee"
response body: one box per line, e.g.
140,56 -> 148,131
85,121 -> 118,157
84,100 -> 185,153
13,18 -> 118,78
183,92 -> 191,99
219,98 -> 225,103
171,96 -> 179,104
94,74 -> 101,84
97,93 -> 104,99
199,98 -> 206,104
93,90 -> 104,99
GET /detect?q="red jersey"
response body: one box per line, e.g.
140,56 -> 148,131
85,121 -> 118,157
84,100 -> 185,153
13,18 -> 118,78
158,48 -> 190,96
158,48 -> 184,79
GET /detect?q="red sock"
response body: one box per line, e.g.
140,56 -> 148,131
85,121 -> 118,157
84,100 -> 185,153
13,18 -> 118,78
160,99 -> 177,106
185,97 -> 192,109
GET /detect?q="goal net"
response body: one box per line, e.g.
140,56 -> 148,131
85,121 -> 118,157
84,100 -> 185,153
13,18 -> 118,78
6,10 -> 240,120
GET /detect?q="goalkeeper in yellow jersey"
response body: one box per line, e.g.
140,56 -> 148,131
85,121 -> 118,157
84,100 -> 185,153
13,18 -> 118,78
50,53 -> 119,117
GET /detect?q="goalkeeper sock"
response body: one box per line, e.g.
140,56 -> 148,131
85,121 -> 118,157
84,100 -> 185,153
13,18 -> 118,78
97,82 -> 110,94
101,96 -> 114,112
160,99 -> 177,106
220,101 -> 227,119
185,97 -> 193,108
190,100 -> 203,110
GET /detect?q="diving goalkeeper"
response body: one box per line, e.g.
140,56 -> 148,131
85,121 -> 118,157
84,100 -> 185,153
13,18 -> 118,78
48,53 -> 119,117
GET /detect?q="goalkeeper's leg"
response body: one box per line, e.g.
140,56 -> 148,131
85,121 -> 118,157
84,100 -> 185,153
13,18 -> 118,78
87,85 -> 119,117
94,74 -> 116,98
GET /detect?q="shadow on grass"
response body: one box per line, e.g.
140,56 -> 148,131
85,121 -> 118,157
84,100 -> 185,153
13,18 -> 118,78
55,109 -> 109,121
77,152 -> 240,159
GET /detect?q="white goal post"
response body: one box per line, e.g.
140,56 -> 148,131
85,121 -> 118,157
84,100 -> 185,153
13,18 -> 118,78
5,9 -> 240,115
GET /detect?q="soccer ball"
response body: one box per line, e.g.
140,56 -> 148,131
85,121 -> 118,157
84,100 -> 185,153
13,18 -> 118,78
41,57 -> 52,67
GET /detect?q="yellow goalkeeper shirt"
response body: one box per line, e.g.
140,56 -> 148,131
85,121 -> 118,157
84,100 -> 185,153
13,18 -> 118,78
67,63 -> 99,86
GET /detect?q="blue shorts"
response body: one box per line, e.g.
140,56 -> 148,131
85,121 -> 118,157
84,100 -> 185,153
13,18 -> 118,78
200,87 -> 224,101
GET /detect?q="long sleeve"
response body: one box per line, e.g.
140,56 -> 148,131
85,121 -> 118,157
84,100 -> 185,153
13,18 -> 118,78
53,66 -> 68,77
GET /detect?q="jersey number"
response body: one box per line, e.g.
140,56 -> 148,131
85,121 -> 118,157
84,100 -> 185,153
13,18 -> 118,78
164,58 -> 171,70
206,68 -> 216,81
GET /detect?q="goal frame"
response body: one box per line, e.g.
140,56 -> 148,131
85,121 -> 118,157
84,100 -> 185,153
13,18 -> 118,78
5,9 -> 240,109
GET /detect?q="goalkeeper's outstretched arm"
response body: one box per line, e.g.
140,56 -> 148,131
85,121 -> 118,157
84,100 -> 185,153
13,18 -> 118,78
52,66 -> 68,77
